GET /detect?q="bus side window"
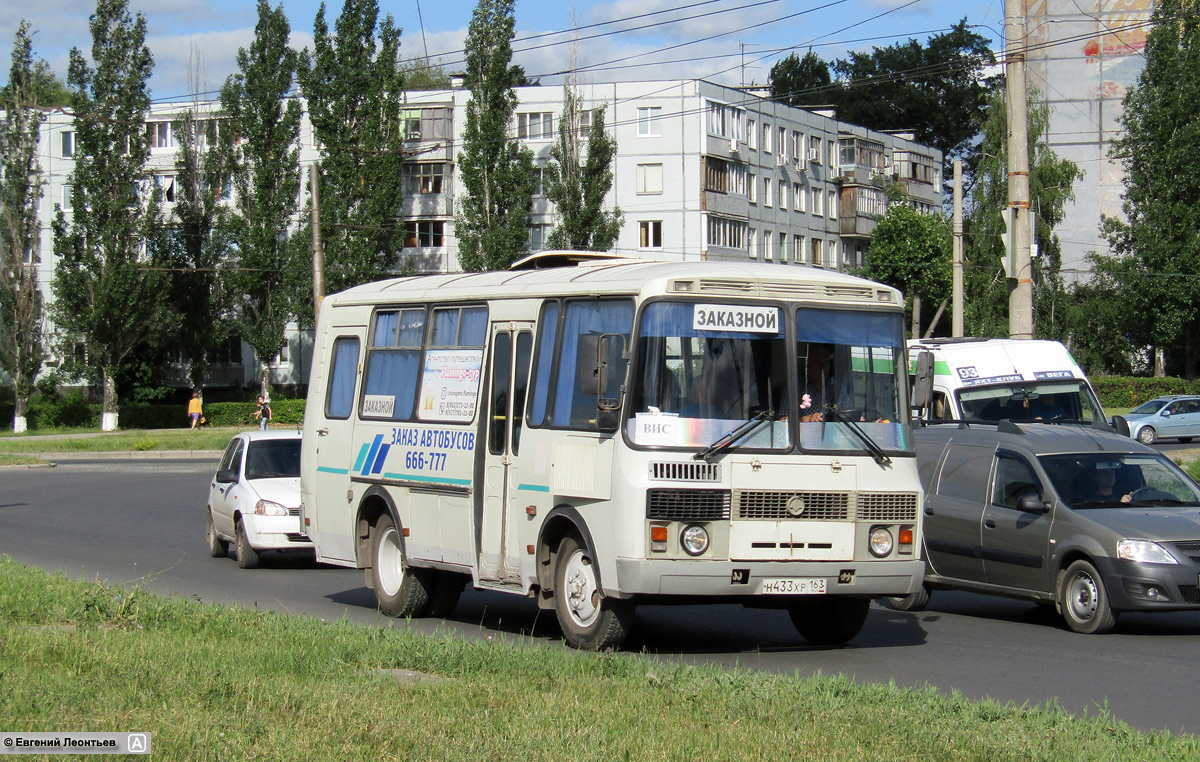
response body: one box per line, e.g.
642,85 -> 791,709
552,300 -> 634,429
326,337 -> 361,420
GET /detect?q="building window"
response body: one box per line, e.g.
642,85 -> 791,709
762,175 -> 772,207
828,189 -> 837,219
747,172 -> 757,203
705,157 -> 729,194
517,112 -> 554,140
812,187 -> 823,216
155,174 -> 177,203
636,163 -> 663,195
762,122 -> 771,154
794,182 -> 805,212
529,223 -> 550,251
532,167 -> 545,197
811,238 -> 823,267
403,220 -> 445,248
779,179 -> 787,210
792,131 -> 801,161
706,101 -> 742,140
576,109 -> 593,139
779,232 -> 788,264
638,220 -> 663,249
637,106 -> 662,137
829,239 -> 839,269
730,164 -> 745,195
400,108 -> 450,141
707,215 -> 746,249
793,234 -> 805,265
61,131 -> 75,158
62,185 -> 73,210
404,163 -> 446,194
808,135 -> 821,163
748,228 -> 757,258
746,119 -> 756,149
146,121 -> 173,149
763,229 -> 773,261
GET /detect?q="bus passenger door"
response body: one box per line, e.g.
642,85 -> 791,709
478,322 -> 534,582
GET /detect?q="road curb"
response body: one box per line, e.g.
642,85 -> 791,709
36,450 -> 223,461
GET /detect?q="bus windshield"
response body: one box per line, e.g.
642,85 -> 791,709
629,301 -> 790,450
627,302 -> 911,454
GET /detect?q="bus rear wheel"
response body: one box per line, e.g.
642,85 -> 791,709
371,514 -> 432,618
553,535 -> 633,651
788,598 -> 870,645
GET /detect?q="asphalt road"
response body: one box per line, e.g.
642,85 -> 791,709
4,456 -> 1200,736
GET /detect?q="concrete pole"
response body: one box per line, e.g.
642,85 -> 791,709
953,160 -> 964,337
1005,0 -> 1033,339
310,163 -> 325,322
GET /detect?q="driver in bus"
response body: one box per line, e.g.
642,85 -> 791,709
800,343 -> 852,422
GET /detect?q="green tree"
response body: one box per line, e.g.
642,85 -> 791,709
455,0 -> 536,272
299,0 -> 407,294
0,22 -> 48,432
220,0 -> 303,397
964,89 -> 1082,341
1100,0 -> 1200,378
544,85 -> 621,252
856,204 -> 952,338
51,0 -> 171,431
165,108 -> 235,391
768,51 -> 834,109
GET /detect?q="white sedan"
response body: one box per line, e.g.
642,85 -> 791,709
206,430 -> 310,568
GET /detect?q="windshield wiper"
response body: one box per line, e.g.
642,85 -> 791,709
694,410 -> 774,462
822,406 -> 892,466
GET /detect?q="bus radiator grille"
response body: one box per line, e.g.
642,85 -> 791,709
646,489 -> 731,520
735,491 -> 849,520
856,493 -> 919,522
648,461 -> 721,482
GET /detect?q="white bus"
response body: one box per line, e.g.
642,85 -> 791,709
300,255 -> 925,650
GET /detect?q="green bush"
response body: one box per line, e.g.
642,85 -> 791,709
27,392 -> 97,429
1091,376 -> 1200,409
122,403 -> 194,429
200,399 -> 304,428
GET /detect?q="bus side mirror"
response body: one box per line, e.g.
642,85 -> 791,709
596,334 -> 627,432
576,334 -> 604,396
910,350 -> 934,417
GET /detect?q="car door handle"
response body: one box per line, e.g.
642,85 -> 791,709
984,519 -> 996,529
317,428 -> 329,436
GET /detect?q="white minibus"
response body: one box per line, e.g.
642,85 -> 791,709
301,255 -> 925,649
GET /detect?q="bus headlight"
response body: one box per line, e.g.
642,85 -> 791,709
868,527 -> 894,557
680,525 -> 710,556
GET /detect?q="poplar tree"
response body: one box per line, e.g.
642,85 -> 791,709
1100,0 -> 1200,377
220,0 -> 303,397
166,107 -> 234,391
0,22 -> 47,432
544,85 -> 622,252
456,0 -> 536,272
51,0 -> 168,431
299,0 -> 407,292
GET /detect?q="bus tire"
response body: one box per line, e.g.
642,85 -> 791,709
886,585 -> 930,612
207,509 -> 229,558
788,597 -> 870,645
426,571 -> 466,618
235,519 -> 259,569
371,514 -> 432,618
553,535 -> 633,651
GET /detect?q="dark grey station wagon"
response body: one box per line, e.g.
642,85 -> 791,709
893,421 -> 1200,633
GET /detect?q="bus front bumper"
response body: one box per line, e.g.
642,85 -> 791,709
612,558 -> 925,599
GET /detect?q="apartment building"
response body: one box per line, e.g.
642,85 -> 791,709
28,79 -> 941,389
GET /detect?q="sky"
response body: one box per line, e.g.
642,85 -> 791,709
1,0 -> 1005,103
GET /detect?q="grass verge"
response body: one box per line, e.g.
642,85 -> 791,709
0,557 -> 1196,761
0,453 -> 47,466
0,428 -> 246,453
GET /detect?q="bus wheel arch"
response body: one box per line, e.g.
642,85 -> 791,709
535,506 -> 599,602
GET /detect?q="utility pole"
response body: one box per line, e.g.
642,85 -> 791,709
953,160 -> 964,337
1005,0 -> 1033,339
310,163 -> 325,322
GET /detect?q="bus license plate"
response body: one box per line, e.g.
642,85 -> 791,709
760,577 -> 826,595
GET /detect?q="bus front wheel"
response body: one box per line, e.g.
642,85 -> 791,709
371,514 -> 432,618
788,598 -> 870,645
552,535 -> 633,651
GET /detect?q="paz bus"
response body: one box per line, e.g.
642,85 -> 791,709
300,253 -> 925,650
